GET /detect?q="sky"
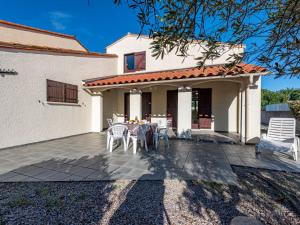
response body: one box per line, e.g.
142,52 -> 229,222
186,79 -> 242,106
0,0 -> 299,91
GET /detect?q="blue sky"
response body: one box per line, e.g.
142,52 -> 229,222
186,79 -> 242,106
1,0 -> 299,91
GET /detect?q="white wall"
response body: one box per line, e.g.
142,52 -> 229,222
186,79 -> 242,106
0,23 -> 86,51
101,81 -> 240,133
106,34 -> 244,74
0,49 -> 117,149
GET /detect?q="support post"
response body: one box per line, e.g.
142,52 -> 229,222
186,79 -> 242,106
239,83 -> 247,143
245,76 -> 261,143
129,88 -> 142,120
91,93 -> 103,132
177,86 -> 192,136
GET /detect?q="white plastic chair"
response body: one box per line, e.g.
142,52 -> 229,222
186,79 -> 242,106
106,118 -> 113,150
107,118 -> 113,127
256,118 -> 299,161
107,124 -> 128,152
127,124 -> 148,154
153,119 -> 171,149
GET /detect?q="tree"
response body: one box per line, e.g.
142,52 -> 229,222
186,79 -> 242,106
289,100 -> 300,118
261,88 -> 300,109
114,0 -> 300,77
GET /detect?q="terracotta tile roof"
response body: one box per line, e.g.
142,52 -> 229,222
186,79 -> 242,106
0,20 -> 91,52
0,20 -> 75,39
83,63 -> 267,87
0,41 -> 118,58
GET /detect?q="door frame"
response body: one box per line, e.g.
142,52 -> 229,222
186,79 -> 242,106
124,92 -> 130,122
142,92 -> 152,120
191,88 -> 212,129
167,90 -> 178,128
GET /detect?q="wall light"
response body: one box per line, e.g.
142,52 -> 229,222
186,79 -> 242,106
0,68 -> 18,75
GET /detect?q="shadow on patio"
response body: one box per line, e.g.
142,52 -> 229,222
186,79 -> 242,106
0,153 -> 118,224
107,142 -> 242,225
0,134 -> 299,224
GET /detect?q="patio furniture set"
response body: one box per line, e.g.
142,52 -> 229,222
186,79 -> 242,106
106,119 -> 171,154
106,116 -> 299,161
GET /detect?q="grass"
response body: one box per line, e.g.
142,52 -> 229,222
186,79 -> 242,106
192,179 -> 224,191
35,187 -> 50,196
112,183 -> 124,189
0,216 -> 6,225
8,196 -> 33,208
45,197 -> 64,208
77,192 -> 88,200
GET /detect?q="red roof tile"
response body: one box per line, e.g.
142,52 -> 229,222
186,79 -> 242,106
0,41 -> 118,58
83,63 -> 267,87
0,20 -> 75,39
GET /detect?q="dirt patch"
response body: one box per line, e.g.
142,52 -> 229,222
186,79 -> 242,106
0,166 -> 299,225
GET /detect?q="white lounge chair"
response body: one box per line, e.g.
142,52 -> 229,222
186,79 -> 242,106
256,118 -> 299,161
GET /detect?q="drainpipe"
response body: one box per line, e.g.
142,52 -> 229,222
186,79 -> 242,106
239,82 -> 247,143
239,85 -> 243,142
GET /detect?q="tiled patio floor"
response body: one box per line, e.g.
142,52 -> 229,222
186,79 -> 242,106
0,133 -> 299,184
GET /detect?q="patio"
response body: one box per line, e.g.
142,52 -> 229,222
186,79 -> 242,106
0,133 -> 299,184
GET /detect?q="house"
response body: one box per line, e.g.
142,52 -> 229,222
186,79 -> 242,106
0,20 -> 268,149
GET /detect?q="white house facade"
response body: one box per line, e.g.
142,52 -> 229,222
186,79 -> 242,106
0,20 -> 268,149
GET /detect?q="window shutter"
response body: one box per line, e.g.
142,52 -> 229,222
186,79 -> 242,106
47,80 -> 64,102
65,84 -> 78,103
135,51 -> 146,70
124,54 -> 129,73
47,80 -> 78,103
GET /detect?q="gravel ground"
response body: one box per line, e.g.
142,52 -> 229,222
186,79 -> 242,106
0,166 -> 299,225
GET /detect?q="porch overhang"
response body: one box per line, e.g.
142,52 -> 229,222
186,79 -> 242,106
82,63 -> 269,92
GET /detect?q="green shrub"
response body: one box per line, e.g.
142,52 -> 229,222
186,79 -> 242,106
8,197 -> 33,208
35,187 -> 50,196
288,100 -> 300,118
45,197 -> 63,208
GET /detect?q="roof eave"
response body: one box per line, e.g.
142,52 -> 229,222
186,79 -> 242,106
83,71 -> 270,89
0,20 -> 75,40
0,42 -> 118,58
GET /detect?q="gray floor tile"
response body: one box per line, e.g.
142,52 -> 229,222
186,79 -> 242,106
13,166 -> 50,177
67,174 -> 85,181
64,166 -> 96,178
86,163 -> 120,176
4,174 -> 31,182
122,168 -> 153,180
32,169 -> 61,180
85,169 -> 117,180
241,157 -> 272,169
107,166 -> 135,180
226,156 -> 244,166
45,172 -> 75,181
1,133 -> 299,183
20,176 -> 41,182
42,162 -> 73,173
0,171 -> 19,181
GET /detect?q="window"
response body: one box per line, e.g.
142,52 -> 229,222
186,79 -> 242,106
47,79 -> 78,103
124,51 -> 146,73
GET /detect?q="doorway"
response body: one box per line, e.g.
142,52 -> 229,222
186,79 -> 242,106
124,93 -> 130,121
192,88 -> 212,129
142,92 -> 152,120
167,90 -> 178,128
